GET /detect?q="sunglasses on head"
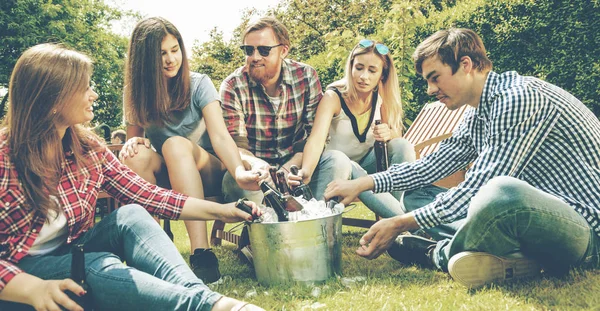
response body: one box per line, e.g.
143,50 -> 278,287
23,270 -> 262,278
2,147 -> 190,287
240,44 -> 283,57
358,39 -> 390,55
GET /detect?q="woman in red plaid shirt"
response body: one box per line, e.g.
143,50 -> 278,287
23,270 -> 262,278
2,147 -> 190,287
0,44 -> 262,311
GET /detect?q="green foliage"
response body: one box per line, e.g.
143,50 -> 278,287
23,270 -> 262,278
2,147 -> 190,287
408,0 -> 600,117
0,0 -> 131,127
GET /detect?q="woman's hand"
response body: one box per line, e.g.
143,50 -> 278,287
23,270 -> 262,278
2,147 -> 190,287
235,167 -> 266,191
30,279 -> 86,311
373,122 -> 392,142
119,136 -> 151,161
221,200 -> 262,222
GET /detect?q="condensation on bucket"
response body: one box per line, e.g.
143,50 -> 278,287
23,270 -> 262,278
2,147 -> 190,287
248,212 -> 343,285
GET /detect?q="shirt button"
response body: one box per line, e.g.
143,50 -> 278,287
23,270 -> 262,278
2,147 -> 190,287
17,248 -> 22,252
32,229 -> 37,233
4,202 -> 9,206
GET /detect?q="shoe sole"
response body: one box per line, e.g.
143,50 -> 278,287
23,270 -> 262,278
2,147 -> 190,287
448,251 -> 541,288
240,246 -> 254,266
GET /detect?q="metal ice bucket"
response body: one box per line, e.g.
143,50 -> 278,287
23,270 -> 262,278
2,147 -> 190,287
247,212 -> 342,285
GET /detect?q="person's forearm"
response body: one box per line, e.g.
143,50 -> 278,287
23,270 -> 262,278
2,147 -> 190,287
0,273 -> 42,305
300,138 -> 324,177
356,175 -> 376,193
281,152 -> 303,172
214,137 -> 247,179
393,213 -> 420,232
178,198 -> 223,220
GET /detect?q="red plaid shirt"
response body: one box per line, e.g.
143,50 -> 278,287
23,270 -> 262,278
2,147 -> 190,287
220,59 -> 323,165
0,134 -> 188,290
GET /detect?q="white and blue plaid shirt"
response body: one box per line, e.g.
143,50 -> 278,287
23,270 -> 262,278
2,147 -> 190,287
372,71 -> 600,236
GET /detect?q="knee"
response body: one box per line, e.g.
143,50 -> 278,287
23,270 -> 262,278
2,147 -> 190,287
114,204 -> 157,228
469,176 -> 529,218
162,136 -> 196,160
122,146 -> 156,172
388,138 -> 416,163
86,252 -> 125,274
319,150 -> 352,178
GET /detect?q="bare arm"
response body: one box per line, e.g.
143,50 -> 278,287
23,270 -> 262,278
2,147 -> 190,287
290,90 -> 340,186
179,197 -> 261,223
203,101 -> 262,190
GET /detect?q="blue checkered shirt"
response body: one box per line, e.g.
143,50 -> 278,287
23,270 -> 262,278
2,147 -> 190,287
372,71 -> 600,237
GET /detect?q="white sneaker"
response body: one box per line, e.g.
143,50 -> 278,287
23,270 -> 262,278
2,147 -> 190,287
448,251 -> 541,288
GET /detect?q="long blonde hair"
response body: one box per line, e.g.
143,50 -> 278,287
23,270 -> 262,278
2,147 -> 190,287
3,43 -> 101,219
331,40 -> 405,134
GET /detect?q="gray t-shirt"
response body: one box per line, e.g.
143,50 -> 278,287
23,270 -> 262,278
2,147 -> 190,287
145,72 -> 220,154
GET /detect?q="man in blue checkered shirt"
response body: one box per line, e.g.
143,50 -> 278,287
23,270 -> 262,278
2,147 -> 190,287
325,28 -> 600,288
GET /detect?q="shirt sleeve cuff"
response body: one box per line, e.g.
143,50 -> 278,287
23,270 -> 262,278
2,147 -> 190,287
413,203 -> 443,229
371,171 -> 394,193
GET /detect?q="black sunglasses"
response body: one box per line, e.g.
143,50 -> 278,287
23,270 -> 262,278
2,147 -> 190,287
240,44 -> 283,57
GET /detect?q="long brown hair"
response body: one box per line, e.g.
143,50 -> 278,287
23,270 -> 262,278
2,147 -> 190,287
330,40 -> 405,134
124,17 -> 191,127
3,43 -> 100,219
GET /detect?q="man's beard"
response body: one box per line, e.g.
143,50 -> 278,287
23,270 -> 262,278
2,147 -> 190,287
249,62 -> 277,84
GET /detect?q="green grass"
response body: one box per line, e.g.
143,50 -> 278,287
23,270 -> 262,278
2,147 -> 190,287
169,204 -> 600,311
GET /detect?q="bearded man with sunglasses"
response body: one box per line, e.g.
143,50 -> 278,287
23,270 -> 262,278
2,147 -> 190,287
325,28 -> 600,288
220,16 -> 351,206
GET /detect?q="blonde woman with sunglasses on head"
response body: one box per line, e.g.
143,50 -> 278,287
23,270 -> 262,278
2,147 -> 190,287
288,39 -> 415,217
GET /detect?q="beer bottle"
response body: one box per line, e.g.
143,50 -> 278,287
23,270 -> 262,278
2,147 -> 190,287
289,165 -> 314,200
374,120 -> 389,172
70,243 -> 93,310
276,171 -> 290,195
268,167 -> 280,191
259,181 -> 289,222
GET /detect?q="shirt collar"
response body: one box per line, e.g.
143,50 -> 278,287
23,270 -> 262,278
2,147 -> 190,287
475,71 -> 499,120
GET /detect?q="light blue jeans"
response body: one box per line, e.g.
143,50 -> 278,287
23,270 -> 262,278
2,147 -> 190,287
352,138 -> 416,218
0,205 -> 221,311
222,150 -> 353,203
352,137 -> 464,240
431,176 -> 600,273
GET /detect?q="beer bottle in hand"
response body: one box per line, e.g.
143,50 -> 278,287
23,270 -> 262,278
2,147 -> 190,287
259,181 -> 289,222
289,165 -> 314,200
70,243 -> 93,310
374,120 -> 389,172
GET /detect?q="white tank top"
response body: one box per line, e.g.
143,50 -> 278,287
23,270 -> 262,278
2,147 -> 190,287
325,88 -> 382,162
29,197 -> 68,256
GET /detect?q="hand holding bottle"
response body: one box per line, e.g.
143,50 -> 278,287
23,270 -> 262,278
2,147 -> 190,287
372,120 -> 392,141
31,278 -> 87,311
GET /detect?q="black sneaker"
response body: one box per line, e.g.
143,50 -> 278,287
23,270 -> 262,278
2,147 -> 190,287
190,248 -> 221,283
387,234 -> 436,268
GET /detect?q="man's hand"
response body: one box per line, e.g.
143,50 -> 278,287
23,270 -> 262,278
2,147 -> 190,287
355,217 -> 406,260
30,278 -> 87,311
119,136 -> 151,161
324,176 -> 374,205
